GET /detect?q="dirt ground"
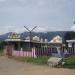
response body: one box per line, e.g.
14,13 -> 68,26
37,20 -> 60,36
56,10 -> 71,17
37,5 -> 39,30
0,56 -> 75,75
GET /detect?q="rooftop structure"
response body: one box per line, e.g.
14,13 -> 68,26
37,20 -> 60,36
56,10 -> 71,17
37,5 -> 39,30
50,35 -> 62,44
66,39 -> 75,43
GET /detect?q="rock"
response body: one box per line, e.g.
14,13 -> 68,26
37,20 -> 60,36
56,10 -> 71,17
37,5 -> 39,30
62,62 -> 65,65
48,57 -> 62,67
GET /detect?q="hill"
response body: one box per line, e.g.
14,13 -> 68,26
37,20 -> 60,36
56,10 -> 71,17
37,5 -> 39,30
0,31 -> 68,41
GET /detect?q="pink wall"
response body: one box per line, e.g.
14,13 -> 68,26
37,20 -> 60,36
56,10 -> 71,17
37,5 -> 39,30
4,46 -> 36,58
12,50 -> 33,57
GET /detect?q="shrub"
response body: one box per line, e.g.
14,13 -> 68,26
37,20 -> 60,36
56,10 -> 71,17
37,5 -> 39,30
57,55 -> 75,69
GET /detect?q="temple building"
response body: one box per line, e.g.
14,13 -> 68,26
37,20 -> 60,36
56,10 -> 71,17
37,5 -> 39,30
4,32 -> 67,57
5,32 -> 49,50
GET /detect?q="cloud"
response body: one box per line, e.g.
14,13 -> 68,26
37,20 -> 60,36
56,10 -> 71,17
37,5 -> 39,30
0,25 -> 26,35
0,0 -> 75,35
0,0 -> 6,2
7,25 -> 25,33
71,25 -> 75,31
35,27 -> 48,32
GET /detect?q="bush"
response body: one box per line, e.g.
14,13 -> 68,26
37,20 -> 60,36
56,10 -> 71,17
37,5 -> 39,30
57,55 -> 75,69
0,41 -> 6,50
63,55 -> 75,68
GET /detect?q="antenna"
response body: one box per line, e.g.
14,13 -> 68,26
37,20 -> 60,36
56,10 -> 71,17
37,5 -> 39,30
24,26 -> 30,32
31,26 -> 37,32
24,26 -> 37,48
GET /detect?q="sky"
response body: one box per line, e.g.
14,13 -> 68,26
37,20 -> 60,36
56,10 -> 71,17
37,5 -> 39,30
0,0 -> 75,35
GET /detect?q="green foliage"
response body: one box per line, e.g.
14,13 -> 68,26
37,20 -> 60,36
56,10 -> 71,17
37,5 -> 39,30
64,31 -> 75,40
57,55 -> 75,69
63,55 -> 75,68
0,50 -> 3,56
0,41 -> 6,50
13,56 -> 50,65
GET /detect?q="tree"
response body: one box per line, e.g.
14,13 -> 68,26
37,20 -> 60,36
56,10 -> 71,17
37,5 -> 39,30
0,41 -> 6,50
64,31 -> 75,41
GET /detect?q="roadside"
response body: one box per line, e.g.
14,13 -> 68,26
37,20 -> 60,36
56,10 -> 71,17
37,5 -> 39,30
0,56 -> 75,75
11,55 -> 75,69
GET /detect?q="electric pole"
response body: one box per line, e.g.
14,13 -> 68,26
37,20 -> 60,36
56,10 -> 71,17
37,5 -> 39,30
24,26 -> 37,48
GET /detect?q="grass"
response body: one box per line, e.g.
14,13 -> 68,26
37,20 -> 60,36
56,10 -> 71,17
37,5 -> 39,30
12,56 -> 50,65
57,55 -> 75,69
10,54 -> 75,69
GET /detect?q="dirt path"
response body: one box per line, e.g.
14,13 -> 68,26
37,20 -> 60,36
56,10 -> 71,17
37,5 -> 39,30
0,56 -> 75,75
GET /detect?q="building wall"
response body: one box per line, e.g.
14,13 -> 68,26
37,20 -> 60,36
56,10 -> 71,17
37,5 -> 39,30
12,50 -> 32,57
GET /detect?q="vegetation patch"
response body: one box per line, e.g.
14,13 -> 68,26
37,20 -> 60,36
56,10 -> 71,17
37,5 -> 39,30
0,50 -> 3,56
12,55 -> 75,69
0,41 -> 6,56
57,55 -> 75,69
12,56 -> 50,65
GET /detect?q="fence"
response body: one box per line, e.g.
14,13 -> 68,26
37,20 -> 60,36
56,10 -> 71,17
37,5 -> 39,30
4,46 -> 75,57
35,47 -> 75,56
63,47 -> 75,55
35,47 -> 58,56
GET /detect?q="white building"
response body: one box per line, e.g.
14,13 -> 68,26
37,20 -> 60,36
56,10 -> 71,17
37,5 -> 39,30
66,39 -> 75,47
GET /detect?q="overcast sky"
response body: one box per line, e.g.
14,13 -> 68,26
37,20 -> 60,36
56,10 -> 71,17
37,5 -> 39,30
0,0 -> 75,35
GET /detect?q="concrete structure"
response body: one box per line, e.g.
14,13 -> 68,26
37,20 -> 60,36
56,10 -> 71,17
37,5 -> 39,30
66,39 -> 75,47
4,32 -> 65,57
